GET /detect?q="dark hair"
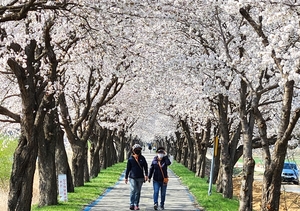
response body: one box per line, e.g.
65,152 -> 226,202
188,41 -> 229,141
156,147 -> 165,153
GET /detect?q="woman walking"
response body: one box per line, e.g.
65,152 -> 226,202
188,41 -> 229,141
148,147 -> 171,210
125,144 -> 148,210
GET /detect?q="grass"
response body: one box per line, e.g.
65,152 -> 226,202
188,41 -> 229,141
1,138 -> 239,211
0,137 -> 18,189
33,160 -> 239,211
31,161 -> 127,211
169,161 -> 239,211
0,135 -> 127,211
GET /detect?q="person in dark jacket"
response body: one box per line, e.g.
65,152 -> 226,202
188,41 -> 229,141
148,147 -> 171,210
125,144 -> 148,210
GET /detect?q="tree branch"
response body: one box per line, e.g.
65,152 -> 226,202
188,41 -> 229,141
0,105 -> 20,123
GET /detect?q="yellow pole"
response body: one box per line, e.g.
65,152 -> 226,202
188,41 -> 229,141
214,136 -> 219,157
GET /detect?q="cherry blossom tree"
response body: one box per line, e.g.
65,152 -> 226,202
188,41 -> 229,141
1,1 -> 300,211
0,0 -> 96,209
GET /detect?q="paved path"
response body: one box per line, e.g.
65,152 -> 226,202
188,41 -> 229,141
83,152 -> 202,211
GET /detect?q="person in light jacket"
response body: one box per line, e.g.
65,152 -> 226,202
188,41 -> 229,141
148,147 -> 171,210
125,144 -> 148,210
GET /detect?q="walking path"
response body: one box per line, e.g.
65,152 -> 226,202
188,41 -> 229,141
83,152 -> 202,211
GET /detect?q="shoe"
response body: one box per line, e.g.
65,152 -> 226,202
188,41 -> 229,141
134,205 -> 140,210
129,205 -> 134,210
154,203 -> 158,210
161,205 -> 164,210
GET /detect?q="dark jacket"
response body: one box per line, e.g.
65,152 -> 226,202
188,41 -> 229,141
148,156 -> 171,182
125,155 -> 148,179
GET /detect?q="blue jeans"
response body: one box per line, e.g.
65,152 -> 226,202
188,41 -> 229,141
153,180 -> 167,206
129,178 -> 144,206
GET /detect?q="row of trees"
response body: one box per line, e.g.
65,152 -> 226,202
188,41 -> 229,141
0,1 -> 138,210
0,1 -> 300,211
127,1 -> 300,211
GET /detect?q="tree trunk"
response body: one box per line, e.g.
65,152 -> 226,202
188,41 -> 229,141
8,135 -> 38,211
118,131 -> 126,162
189,139 -> 195,172
38,111 -> 58,206
84,142 -> 90,183
195,119 -> 211,178
195,132 -> 203,177
174,131 -> 182,162
55,127 -> 74,192
71,141 -> 86,186
216,94 -> 233,198
182,142 -> 188,167
126,134 -> 134,159
106,130 -> 114,167
90,125 -> 105,178
90,139 -> 101,178
101,130 -> 108,169
239,79 -> 255,211
261,81 -> 300,211
179,119 -> 195,171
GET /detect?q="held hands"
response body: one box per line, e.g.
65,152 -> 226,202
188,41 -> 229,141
125,177 -> 149,184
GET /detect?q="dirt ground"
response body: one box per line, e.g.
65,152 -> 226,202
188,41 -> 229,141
233,177 -> 300,211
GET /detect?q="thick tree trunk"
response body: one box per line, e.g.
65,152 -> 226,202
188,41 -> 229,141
216,94 -> 233,198
8,135 -> 38,211
110,137 -> 118,165
174,131 -> 182,162
106,130 -> 114,167
239,79 -> 255,211
179,119 -> 195,171
166,136 -> 173,156
188,140 -> 195,172
126,134 -> 134,159
55,128 -> 74,192
38,111 -> 58,206
90,142 -> 101,178
71,141 -> 86,186
90,132 -> 102,178
182,143 -> 189,167
114,129 -> 126,163
219,148 -> 233,198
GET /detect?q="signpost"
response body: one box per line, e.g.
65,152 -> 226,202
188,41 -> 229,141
58,174 -> 68,202
208,136 -> 219,196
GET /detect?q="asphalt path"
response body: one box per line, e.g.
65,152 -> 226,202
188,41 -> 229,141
83,152 -> 203,211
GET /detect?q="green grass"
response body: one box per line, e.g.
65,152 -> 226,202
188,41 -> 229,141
32,161 -> 126,211
0,135 -> 127,211
169,161 -> 239,211
0,137 -> 18,189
